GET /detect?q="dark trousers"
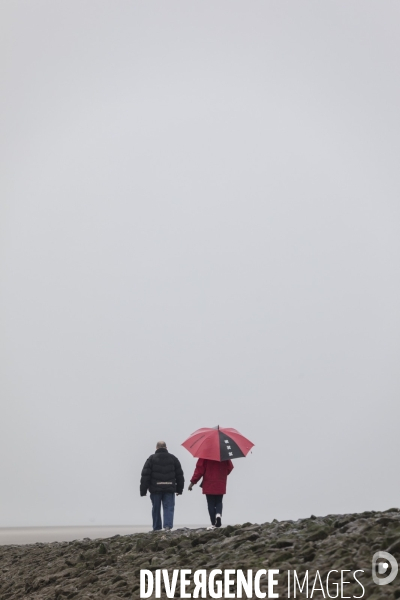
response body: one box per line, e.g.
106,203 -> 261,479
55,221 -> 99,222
206,494 -> 223,525
150,492 -> 175,530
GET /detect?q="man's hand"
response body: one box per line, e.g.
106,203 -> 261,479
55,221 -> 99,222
188,482 -> 194,491
176,493 -> 181,497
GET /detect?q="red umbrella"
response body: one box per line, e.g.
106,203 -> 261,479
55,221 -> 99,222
182,425 -> 254,462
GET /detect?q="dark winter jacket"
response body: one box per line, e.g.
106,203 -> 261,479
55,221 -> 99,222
190,458 -> 233,495
140,448 -> 184,496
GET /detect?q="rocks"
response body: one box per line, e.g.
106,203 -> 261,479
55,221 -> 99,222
274,539 -> 293,548
98,542 -> 109,555
389,539 -> 400,554
306,528 -> 330,542
1,509 -> 400,599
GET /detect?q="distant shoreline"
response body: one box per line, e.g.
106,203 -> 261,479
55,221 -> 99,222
0,525 -> 205,545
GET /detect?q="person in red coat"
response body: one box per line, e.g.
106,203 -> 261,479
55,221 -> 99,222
188,458 -> 234,529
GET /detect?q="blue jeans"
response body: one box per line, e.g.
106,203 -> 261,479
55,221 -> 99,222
150,492 -> 175,530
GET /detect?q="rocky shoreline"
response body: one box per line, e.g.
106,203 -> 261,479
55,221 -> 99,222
1,509 -> 400,599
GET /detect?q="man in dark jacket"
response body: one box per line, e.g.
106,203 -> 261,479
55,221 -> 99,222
140,441 -> 184,531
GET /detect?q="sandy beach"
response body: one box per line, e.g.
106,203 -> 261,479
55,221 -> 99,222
0,526 -> 155,545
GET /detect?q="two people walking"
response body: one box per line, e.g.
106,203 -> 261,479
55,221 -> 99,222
140,441 -> 233,531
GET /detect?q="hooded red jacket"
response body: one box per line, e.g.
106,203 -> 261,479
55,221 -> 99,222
190,458 -> 234,495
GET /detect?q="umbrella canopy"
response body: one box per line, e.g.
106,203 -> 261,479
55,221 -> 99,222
182,426 -> 254,461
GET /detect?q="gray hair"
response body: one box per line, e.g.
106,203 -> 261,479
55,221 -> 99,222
156,440 -> 167,449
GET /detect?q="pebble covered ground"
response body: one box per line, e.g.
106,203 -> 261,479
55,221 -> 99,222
1,509 -> 400,599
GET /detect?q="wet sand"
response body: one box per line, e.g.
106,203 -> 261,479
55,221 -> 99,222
0,525 -> 176,545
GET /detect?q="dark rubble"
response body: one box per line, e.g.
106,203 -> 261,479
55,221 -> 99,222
1,509 -> 400,599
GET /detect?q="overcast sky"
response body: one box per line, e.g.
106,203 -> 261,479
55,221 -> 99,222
1,1 -> 399,528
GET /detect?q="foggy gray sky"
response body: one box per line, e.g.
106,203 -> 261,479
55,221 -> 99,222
1,1 -> 399,528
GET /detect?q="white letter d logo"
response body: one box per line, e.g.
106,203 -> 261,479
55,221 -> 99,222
372,551 -> 398,586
